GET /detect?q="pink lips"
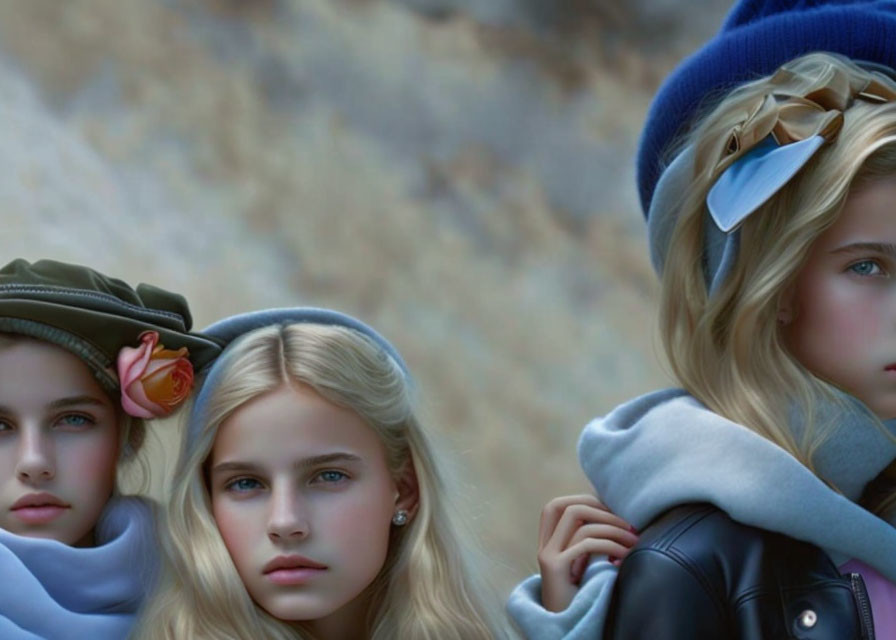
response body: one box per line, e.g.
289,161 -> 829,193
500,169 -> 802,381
10,493 -> 70,525
262,554 -> 328,585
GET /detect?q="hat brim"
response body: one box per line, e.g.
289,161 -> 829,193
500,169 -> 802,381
0,298 -> 222,373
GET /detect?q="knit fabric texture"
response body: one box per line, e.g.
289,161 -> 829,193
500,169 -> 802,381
637,0 -> 896,216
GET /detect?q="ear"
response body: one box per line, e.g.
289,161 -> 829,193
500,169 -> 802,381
393,458 -> 420,520
777,306 -> 793,326
777,284 -> 796,326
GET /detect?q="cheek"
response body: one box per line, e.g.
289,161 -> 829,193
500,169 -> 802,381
212,498 -> 258,570
800,285 -> 880,342
0,443 -> 15,480
65,429 -> 120,494
328,498 -> 386,538
324,484 -> 395,563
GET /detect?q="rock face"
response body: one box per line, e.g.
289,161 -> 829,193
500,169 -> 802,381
0,0 -> 728,599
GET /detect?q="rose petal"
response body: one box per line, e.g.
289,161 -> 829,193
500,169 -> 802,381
115,331 -> 193,419
120,381 -> 166,419
142,359 -> 193,410
151,344 -> 189,360
117,332 -> 158,388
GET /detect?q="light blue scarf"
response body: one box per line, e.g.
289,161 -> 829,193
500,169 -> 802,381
508,389 -> 896,639
0,496 -> 158,640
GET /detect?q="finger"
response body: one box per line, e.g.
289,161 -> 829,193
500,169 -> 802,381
570,553 -> 589,585
541,504 -> 633,553
558,538 -> 634,567
609,543 -> 638,566
538,494 -> 607,546
566,523 -> 639,551
542,504 -> 631,553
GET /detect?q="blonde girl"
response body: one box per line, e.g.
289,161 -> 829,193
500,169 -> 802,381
509,2 -> 896,638
137,308 -> 511,639
0,258 -> 218,639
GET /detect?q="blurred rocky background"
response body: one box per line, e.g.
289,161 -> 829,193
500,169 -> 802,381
0,0 -> 730,606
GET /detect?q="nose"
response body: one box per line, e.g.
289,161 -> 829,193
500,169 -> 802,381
267,483 -> 310,541
16,427 -> 55,483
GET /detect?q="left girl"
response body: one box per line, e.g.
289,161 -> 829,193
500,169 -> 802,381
0,258 -> 219,639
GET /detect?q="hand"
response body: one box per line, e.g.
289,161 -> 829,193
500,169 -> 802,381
537,494 -> 638,613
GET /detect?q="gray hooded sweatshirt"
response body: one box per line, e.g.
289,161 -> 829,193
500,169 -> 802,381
507,388 -> 896,639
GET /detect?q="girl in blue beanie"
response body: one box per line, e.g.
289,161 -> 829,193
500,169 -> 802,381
508,2 -> 896,637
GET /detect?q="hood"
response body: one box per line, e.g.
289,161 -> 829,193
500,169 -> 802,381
578,388 -> 896,580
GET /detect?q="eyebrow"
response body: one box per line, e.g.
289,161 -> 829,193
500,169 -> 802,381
48,395 -> 109,409
831,242 -> 896,257
210,452 -> 363,475
0,395 -> 109,415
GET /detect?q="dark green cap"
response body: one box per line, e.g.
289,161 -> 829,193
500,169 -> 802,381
0,258 -> 222,390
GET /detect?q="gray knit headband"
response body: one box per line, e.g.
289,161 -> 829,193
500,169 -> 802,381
186,307 -> 409,451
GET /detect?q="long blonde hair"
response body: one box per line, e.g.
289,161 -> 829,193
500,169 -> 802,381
136,323 -> 510,639
659,52 -> 896,479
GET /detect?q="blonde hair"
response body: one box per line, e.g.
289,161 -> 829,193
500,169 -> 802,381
136,323 -> 510,639
659,52 -> 896,480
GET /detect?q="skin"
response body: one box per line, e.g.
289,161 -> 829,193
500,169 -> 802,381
537,495 -> 638,612
209,383 -> 417,640
0,339 -> 120,547
781,175 -> 896,421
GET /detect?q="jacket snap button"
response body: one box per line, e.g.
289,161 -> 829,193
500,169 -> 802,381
797,609 -> 818,629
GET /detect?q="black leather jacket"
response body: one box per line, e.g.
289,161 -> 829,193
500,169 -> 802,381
603,504 -> 875,640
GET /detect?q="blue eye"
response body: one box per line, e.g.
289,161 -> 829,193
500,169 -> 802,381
313,470 -> 348,484
226,477 -> 263,493
848,260 -> 884,277
56,414 -> 95,429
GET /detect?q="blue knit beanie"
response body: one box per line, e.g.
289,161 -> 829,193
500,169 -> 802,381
637,0 -> 896,216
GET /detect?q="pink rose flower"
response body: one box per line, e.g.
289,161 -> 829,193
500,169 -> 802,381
117,331 -> 194,418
